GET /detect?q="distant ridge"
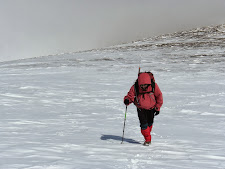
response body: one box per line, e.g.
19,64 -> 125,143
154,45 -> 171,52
102,24 -> 225,52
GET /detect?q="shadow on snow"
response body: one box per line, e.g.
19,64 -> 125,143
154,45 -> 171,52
101,134 -> 141,144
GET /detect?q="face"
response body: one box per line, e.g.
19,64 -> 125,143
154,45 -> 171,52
140,84 -> 149,91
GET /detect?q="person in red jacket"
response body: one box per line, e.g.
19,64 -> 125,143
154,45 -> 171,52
124,72 -> 163,146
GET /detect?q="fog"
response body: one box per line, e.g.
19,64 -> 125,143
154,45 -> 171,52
0,0 -> 225,62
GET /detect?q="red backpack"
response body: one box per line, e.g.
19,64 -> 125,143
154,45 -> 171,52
134,71 -> 156,95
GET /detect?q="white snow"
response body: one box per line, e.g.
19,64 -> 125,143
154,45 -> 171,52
0,24 -> 225,169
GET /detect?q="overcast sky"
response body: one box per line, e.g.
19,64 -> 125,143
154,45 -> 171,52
0,0 -> 225,61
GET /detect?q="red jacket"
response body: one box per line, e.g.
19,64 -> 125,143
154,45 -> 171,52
124,73 -> 163,110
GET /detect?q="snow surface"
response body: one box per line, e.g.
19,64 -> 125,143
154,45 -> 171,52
0,24 -> 225,169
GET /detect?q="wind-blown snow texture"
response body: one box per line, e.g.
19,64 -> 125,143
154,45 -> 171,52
0,24 -> 225,169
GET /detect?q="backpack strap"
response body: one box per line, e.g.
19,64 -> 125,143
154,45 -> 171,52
146,72 -> 155,93
134,79 -> 139,105
151,79 -> 155,93
134,79 -> 139,95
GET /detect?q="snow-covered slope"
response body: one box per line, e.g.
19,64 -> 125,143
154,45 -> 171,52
0,24 -> 225,169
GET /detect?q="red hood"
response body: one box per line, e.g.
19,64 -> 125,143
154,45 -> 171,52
138,73 -> 151,85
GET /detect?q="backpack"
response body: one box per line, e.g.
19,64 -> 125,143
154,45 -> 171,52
134,71 -> 155,96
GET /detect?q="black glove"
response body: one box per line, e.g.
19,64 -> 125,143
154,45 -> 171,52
154,108 -> 160,116
124,99 -> 130,105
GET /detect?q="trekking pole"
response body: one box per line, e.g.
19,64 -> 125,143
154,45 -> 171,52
121,106 -> 128,144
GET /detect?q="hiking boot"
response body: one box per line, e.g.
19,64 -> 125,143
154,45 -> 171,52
143,141 -> 151,146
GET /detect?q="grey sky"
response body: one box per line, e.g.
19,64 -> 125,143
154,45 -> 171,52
0,0 -> 225,61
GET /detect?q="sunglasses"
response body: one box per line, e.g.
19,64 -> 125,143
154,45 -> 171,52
140,84 -> 150,88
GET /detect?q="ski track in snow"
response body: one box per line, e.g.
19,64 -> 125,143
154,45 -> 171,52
0,24 -> 225,169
